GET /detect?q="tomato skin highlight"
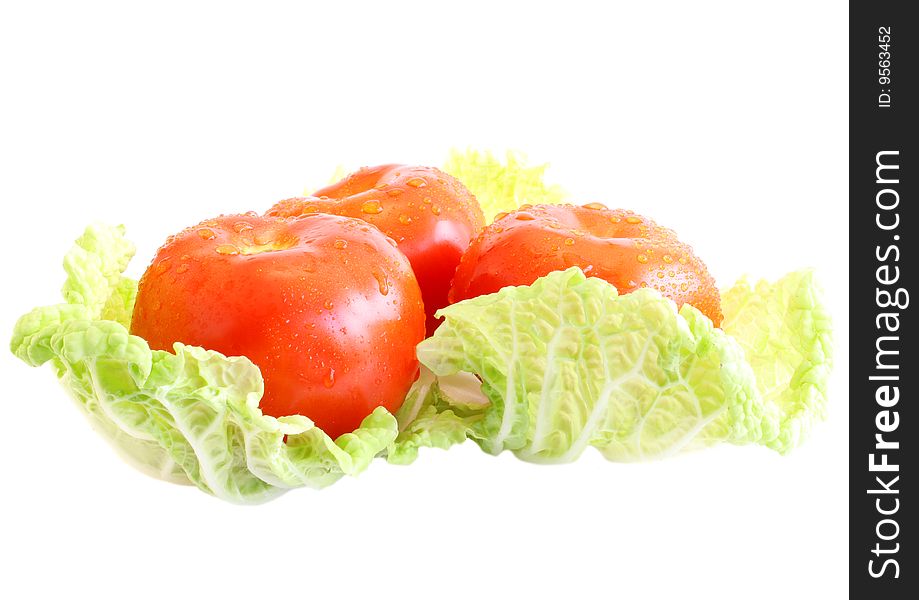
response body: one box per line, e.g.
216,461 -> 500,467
267,164 -> 485,335
130,212 -> 425,438
449,204 -> 723,326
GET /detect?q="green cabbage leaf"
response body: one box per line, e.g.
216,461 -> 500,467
10,217 -> 831,501
11,224 -> 398,504
443,149 -> 566,222
408,267 -> 831,462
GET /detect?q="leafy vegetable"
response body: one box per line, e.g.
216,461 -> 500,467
443,149 -> 566,222
386,369 -> 485,465
10,167 -> 832,503
721,269 -> 833,453
409,267 -> 831,462
11,224 -> 398,504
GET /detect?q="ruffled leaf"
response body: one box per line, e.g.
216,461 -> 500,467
10,224 -> 398,504
443,149 -> 566,222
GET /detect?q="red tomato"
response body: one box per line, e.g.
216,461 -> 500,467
130,212 -> 425,438
449,203 -> 723,325
267,164 -> 485,334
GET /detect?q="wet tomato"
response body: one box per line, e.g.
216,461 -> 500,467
267,164 -> 485,334
449,203 -> 723,325
130,212 -> 425,438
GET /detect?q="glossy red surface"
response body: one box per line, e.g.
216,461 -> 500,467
268,164 -> 484,334
449,203 -> 723,326
130,212 -> 425,437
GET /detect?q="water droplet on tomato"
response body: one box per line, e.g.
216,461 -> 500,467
233,221 -> 253,233
406,177 -> 427,188
387,188 -> 403,197
564,237 -> 575,246
153,259 -> 171,274
656,271 -> 665,279
373,272 -> 389,296
625,216 -> 642,224
334,239 -> 348,249
515,213 -> 535,221
323,368 -> 336,388
176,264 -> 189,274
494,211 -> 509,221
398,214 -> 412,225
637,254 -> 648,263
431,205 -> 442,216
610,216 -> 622,224
583,202 -> 606,210
324,300 -> 334,310
216,244 -> 239,255
680,282 -> 689,292
663,254 -> 673,263
361,199 -> 383,214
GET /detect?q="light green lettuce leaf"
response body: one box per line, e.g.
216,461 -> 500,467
11,220 -> 832,501
11,224 -> 398,503
385,369 -> 485,465
61,222 -> 136,318
721,269 -> 832,453
443,149 -> 566,222
415,267 -> 828,462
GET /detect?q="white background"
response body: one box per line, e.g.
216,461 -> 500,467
0,1 -> 848,598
